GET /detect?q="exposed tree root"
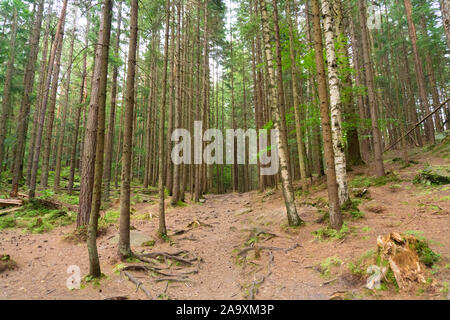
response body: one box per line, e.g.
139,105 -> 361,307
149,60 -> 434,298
138,250 -> 199,265
119,248 -> 201,298
238,243 -> 300,257
122,264 -> 197,278
154,277 -> 190,282
249,251 -> 274,300
122,270 -> 152,299
104,296 -> 129,300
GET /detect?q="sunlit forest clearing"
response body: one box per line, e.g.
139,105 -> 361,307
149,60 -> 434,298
0,0 -> 449,300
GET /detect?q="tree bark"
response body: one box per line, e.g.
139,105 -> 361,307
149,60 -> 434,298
439,0 -> 450,49
158,0 -> 171,237
271,0 -> 292,184
230,21 -> 238,193
334,0 -> 363,167
0,9 -> 17,180
357,0 -> 385,177
27,11 -> 52,186
321,0 -> 349,205
103,0 -> 122,200
259,0 -> 303,227
10,0 -> 44,196
118,0 -> 138,259
68,2 -> 91,195
87,0 -> 113,276
165,8 -> 176,194
404,0 -> 435,144
77,0 -> 111,227
421,17 -> 443,133
286,0 -> 308,191
40,17 -> 66,189
171,1 -> 182,205
29,0 -> 68,198
311,0 -> 342,230
54,24 -> 76,190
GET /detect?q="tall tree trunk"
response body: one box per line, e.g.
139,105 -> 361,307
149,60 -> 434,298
143,40 -> 155,189
88,0 -> 113,276
286,0 -> 308,191
271,0 -> 292,183
68,2 -> 91,195
103,0 -> 122,200
421,17 -> 443,133
242,57 -> 249,192
404,0 -> 435,144
357,0 -> 385,177
230,22 -> 238,193
27,10 -> 52,186
165,8 -> 176,194
0,9 -> 17,180
29,0 -> 68,198
77,0 -> 112,227
400,39 -> 422,146
259,0 -> 303,227
439,0 -> 450,49
10,0 -> 44,196
118,0 -> 138,259
158,0 -> 171,236
54,23 -> 76,190
305,0 -> 323,178
41,18 -> 66,189
171,1 -> 182,205
311,0 -> 342,230
322,0 -> 349,205
335,0 -> 363,167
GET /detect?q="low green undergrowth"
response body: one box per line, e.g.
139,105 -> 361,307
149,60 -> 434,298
0,198 -> 76,233
319,256 -> 343,278
313,222 -> 349,241
413,166 -> 450,186
341,199 -> 365,220
405,231 -> 440,266
350,172 -> 401,189
348,250 -> 376,277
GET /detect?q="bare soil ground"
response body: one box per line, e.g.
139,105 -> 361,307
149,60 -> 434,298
0,147 -> 449,300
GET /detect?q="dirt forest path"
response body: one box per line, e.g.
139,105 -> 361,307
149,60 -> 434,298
127,191 -> 334,300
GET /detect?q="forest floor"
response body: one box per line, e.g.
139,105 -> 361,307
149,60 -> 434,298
0,142 -> 449,300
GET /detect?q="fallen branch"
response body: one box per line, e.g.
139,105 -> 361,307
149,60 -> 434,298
122,270 -> 152,299
0,206 -> 22,216
0,199 -> 23,206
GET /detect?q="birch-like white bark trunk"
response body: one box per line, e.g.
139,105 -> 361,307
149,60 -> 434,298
259,0 -> 303,227
322,0 -> 349,205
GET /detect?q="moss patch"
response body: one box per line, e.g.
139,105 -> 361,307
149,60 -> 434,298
313,222 -> 349,241
350,172 -> 401,188
413,166 -> 450,186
